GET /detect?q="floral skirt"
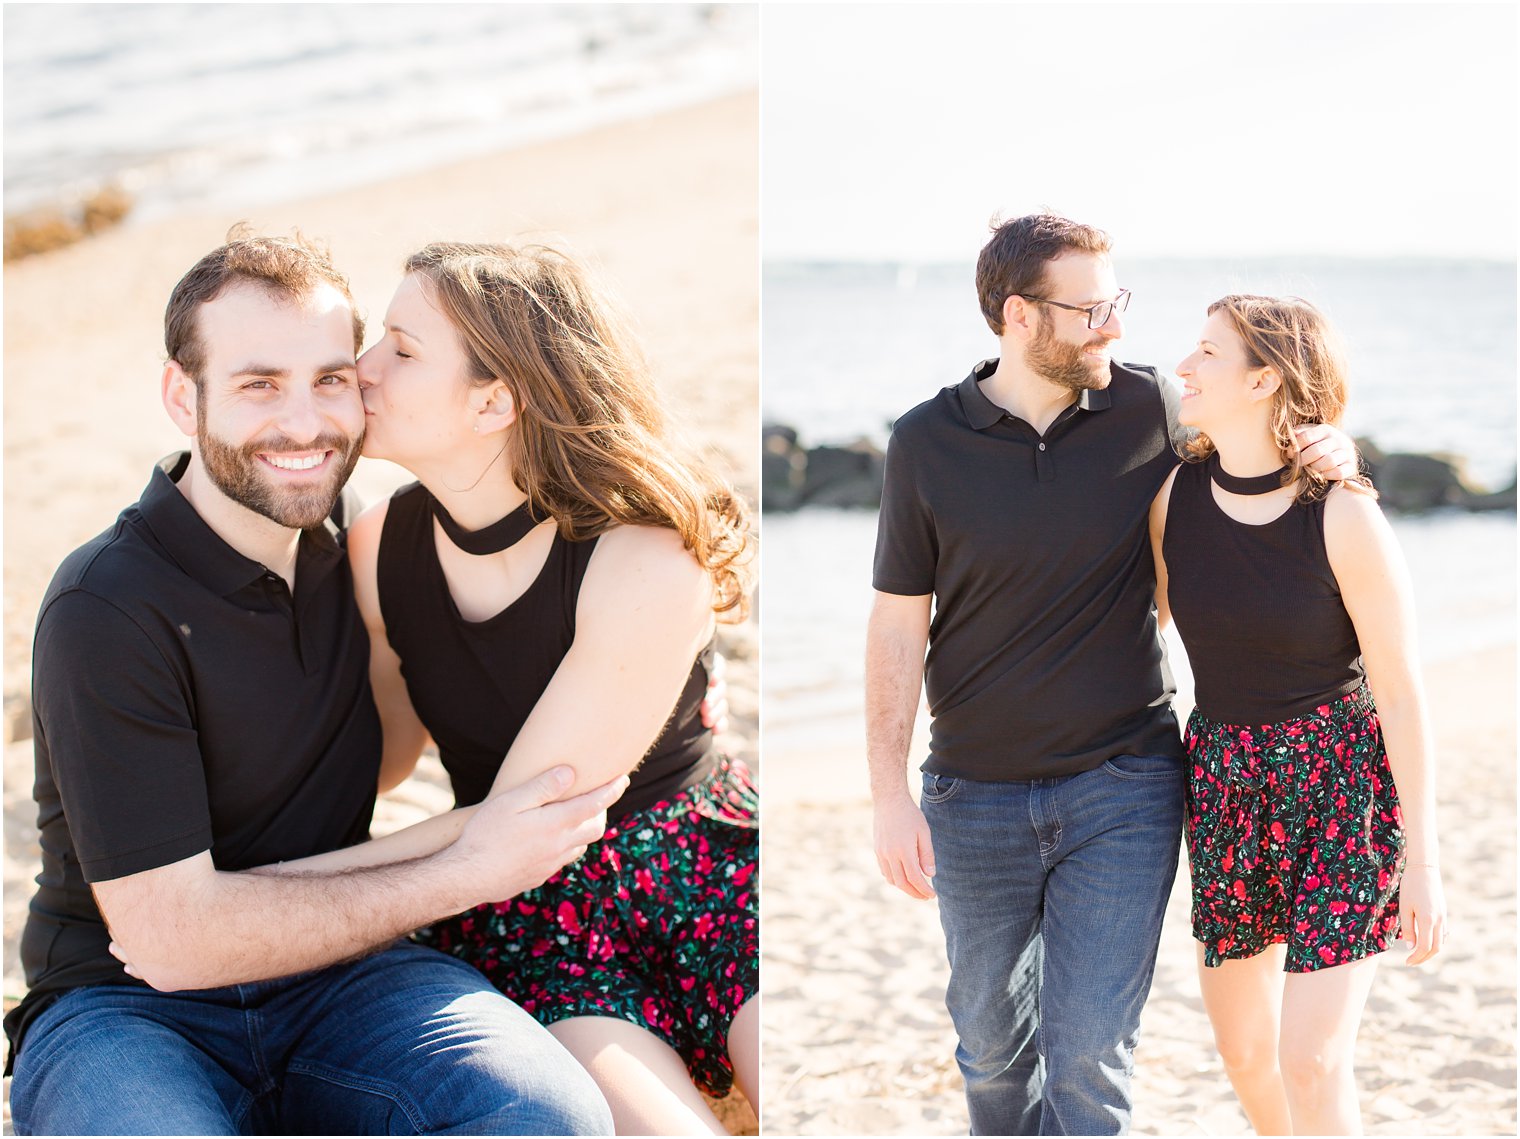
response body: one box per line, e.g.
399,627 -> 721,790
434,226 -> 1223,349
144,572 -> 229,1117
1184,686 -> 1405,973
413,756 -> 759,1097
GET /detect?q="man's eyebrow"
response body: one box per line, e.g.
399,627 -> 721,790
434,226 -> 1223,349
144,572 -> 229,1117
229,359 -> 356,379
230,363 -> 291,379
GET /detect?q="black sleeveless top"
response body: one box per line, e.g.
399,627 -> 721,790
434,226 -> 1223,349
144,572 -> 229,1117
376,482 -> 716,820
1162,457 -> 1364,726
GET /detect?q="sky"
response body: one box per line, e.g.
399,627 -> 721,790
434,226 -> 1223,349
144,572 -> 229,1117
762,2 -> 1518,261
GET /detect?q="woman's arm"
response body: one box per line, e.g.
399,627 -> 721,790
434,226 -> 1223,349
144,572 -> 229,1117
262,522 -> 705,877
486,524 -> 716,799
1148,466 -> 1180,631
346,500 -> 435,794
1323,486 -> 1446,965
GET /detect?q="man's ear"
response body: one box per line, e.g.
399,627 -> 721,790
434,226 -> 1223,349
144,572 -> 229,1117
162,360 -> 199,438
472,382 -> 517,437
1001,293 -> 1036,341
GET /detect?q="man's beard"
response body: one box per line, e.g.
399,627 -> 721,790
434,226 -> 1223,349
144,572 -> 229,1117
199,427 -> 362,530
1025,311 -> 1112,392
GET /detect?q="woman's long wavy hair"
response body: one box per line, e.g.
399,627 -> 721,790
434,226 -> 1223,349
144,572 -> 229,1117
406,242 -> 755,619
1186,294 -> 1376,502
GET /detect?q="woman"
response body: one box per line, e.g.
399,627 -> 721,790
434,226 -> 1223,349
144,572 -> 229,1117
291,243 -> 755,1134
1148,295 -> 1446,1134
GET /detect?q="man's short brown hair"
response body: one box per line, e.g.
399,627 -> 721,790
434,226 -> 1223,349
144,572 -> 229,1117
164,225 -> 364,382
975,214 -> 1112,335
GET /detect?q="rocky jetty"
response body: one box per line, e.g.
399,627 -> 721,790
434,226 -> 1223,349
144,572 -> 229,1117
762,424 -> 1517,515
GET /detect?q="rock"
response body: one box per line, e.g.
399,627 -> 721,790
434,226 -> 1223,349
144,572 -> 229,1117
4,692 -> 31,744
762,424 -> 806,512
799,442 -> 884,509
1356,438 -> 1515,512
762,427 -> 1513,515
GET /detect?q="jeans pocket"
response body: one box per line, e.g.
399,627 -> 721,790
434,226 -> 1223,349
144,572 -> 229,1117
1101,753 -> 1185,780
920,772 -> 962,804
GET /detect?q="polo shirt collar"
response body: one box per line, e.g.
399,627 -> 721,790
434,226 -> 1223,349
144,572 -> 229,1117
139,452 -> 344,598
958,358 -> 1115,431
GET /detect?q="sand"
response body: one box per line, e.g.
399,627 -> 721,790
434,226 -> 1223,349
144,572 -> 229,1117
761,645 -> 1517,1136
2,93 -> 758,1134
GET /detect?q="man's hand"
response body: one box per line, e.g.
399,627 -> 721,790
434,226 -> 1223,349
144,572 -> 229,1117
1293,423 -> 1359,481
700,651 -> 730,735
454,767 -> 629,903
874,794 -> 936,900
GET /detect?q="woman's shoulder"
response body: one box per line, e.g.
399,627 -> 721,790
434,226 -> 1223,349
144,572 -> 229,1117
590,523 -> 703,573
346,496 -> 390,555
1322,480 -> 1386,530
1321,481 -> 1395,579
583,524 -> 711,610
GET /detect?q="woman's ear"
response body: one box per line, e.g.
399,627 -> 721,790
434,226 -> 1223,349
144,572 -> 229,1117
1250,366 -> 1283,402
472,382 -> 517,436
162,360 -> 199,438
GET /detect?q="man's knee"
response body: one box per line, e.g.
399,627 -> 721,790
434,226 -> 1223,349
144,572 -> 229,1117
466,1063 -> 613,1136
12,1001 -> 240,1136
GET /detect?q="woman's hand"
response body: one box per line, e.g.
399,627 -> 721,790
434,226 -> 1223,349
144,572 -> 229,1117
1399,864 -> 1447,966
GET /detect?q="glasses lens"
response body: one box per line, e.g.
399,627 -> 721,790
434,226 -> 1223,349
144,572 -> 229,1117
1115,290 -> 1131,314
1088,301 -> 1112,329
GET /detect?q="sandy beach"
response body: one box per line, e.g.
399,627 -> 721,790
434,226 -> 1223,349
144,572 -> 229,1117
3,92 -> 758,1133
761,645 -> 1517,1135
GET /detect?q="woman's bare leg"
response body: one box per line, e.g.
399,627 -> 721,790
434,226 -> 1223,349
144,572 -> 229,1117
726,997 -> 759,1116
1278,955 -> 1380,1135
550,1016 -> 726,1135
1197,942 -> 1294,1135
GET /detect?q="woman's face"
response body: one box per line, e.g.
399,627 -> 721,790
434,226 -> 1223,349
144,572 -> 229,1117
357,273 -> 478,464
1175,309 -> 1262,431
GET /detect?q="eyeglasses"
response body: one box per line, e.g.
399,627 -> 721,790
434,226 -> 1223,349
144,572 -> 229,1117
1017,288 -> 1131,330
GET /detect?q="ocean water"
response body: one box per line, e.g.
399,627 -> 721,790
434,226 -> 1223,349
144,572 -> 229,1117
762,510 -> 1517,761
761,259 -> 1517,760
763,258 -> 1517,490
3,3 -> 757,223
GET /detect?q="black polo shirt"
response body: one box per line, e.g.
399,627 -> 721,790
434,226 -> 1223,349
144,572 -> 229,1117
6,453 -> 381,1060
874,359 -> 1188,781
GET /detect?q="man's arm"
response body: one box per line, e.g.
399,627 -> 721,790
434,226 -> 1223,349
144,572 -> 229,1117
1157,362 -> 1359,481
866,590 -> 935,900
100,768 -> 627,991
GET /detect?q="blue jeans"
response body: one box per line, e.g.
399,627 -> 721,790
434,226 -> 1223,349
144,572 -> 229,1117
10,941 -> 613,1136
921,754 -> 1184,1136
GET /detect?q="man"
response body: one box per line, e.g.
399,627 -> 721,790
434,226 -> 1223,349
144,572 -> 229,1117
867,214 -> 1353,1135
5,233 -> 619,1135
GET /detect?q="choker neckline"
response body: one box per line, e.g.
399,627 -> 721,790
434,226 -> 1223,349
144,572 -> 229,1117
428,493 -> 543,555
1207,451 -> 1291,496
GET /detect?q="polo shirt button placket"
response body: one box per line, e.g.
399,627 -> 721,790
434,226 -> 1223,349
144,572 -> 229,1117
1036,439 -> 1055,482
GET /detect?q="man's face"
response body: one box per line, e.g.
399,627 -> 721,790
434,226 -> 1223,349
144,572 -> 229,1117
1022,252 -> 1125,392
191,282 -> 364,529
